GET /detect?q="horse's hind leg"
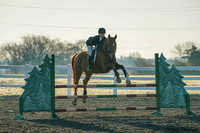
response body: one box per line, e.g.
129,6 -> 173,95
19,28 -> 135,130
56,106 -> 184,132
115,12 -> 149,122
72,87 -> 78,106
82,72 -> 92,103
72,69 -> 83,106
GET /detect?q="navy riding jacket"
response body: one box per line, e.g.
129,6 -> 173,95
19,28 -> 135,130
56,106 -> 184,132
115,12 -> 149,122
86,35 -> 106,47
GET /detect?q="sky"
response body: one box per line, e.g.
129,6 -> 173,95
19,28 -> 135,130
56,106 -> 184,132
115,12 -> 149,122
0,0 -> 200,59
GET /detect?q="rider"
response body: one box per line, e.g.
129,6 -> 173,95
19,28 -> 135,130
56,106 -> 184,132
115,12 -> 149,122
86,27 -> 106,70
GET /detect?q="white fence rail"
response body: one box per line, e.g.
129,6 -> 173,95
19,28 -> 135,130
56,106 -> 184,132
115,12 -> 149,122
0,65 -> 200,95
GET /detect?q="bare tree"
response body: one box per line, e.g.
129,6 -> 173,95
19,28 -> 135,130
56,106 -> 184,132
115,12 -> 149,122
171,41 -> 199,58
0,35 -> 86,65
128,52 -> 141,58
134,58 -> 154,67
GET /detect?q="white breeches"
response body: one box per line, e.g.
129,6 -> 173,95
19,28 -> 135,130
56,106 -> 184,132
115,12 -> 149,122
87,46 -> 97,61
87,46 -> 93,56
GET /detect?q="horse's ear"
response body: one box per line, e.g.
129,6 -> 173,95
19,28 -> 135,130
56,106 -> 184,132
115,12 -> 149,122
108,34 -> 111,39
114,35 -> 117,40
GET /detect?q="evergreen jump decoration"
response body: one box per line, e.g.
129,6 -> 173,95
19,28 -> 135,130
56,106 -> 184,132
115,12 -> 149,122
159,54 -> 187,108
15,53 -> 196,120
15,56 -> 52,120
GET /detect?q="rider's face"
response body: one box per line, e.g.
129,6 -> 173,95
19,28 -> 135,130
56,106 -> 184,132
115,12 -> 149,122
99,33 -> 105,38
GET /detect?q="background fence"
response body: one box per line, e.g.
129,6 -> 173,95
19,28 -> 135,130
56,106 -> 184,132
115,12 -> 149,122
0,65 -> 200,95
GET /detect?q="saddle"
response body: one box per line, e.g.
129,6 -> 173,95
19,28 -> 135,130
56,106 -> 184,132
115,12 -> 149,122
89,47 -> 103,72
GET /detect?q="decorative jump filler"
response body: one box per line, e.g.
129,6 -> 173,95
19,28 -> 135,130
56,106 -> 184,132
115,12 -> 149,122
15,53 -> 196,120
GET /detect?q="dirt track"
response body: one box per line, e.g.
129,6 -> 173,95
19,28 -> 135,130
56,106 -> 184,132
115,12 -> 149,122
0,95 -> 200,133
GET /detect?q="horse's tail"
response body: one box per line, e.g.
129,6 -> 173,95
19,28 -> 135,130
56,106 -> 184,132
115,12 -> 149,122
71,54 -> 77,92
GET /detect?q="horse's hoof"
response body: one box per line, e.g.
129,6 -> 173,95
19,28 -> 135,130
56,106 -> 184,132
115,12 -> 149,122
116,78 -> 122,83
82,98 -> 87,103
126,80 -> 131,85
72,100 -> 77,106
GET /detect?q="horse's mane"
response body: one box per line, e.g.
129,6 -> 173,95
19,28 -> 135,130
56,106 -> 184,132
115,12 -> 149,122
101,37 -> 111,52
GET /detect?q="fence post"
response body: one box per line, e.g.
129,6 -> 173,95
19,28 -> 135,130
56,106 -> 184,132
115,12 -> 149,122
14,97 -> 24,119
25,64 -> 29,83
151,53 -> 163,116
51,55 -> 59,119
113,75 -> 117,95
184,93 -> 196,115
67,64 -> 72,96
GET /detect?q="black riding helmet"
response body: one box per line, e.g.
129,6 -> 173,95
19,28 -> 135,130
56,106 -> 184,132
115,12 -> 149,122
98,28 -> 106,34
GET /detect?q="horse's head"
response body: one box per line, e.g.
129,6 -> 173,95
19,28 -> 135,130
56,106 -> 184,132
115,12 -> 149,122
106,34 -> 117,61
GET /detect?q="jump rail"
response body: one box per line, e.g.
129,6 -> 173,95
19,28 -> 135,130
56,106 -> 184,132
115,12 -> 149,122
55,94 -> 158,99
55,106 -> 158,112
54,84 -> 157,88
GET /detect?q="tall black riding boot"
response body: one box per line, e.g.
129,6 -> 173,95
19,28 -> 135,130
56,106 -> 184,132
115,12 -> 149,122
88,55 -> 93,71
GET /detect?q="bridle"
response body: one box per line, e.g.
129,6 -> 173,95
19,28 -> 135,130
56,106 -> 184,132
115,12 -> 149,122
97,39 -> 116,62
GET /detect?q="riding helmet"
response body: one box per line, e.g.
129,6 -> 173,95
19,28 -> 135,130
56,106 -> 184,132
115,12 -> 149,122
98,28 -> 106,34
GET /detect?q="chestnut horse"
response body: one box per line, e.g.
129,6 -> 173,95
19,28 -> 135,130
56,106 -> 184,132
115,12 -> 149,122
71,34 -> 131,105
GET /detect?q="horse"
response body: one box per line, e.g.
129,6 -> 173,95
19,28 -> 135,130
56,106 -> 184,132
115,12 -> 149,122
71,34 -> 131,105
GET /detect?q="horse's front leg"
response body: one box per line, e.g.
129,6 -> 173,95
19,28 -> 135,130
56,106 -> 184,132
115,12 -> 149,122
113,69 -> 122,83
115,63 -> 131,84
106,63 -> 121,83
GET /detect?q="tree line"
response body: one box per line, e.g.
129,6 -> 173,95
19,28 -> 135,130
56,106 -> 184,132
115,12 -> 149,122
0,35 -> 199,67
171,41 -> 200,66
0,35 -> 86,65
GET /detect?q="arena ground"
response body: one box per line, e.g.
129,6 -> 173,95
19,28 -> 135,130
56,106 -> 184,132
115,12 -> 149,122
0,94 -> 199,133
